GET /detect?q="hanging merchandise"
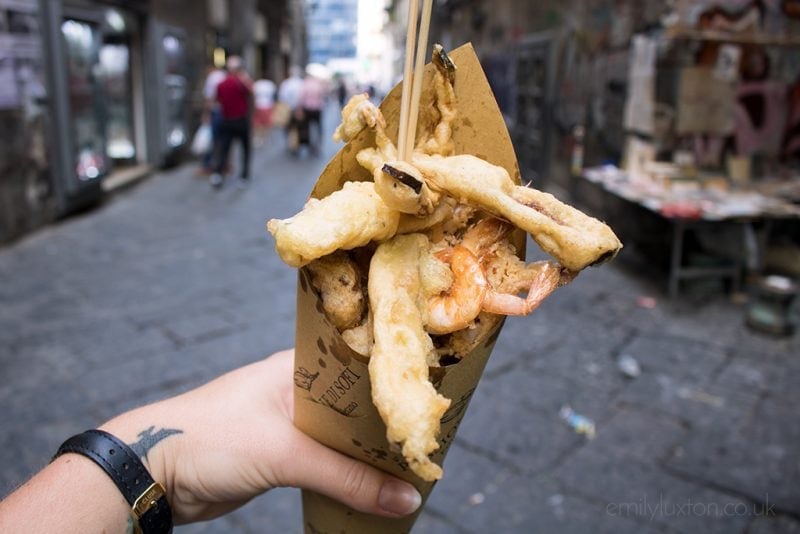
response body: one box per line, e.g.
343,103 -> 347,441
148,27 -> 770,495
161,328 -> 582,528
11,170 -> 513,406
623,35 -> 656,135
713,44 -> 742,83
676,67 -> 736,136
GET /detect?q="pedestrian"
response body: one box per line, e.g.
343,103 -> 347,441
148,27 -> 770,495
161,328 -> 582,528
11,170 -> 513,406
199,64 -> 226,175
0,349 -> 422,532
210,55 -> 253,189
252,76 -> 276,146
336,76 -> 348,108
277,66 -> 304,154
299,71 -> 328,154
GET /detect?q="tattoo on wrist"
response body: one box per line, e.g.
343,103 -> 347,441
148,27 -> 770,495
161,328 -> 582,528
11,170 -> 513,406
128,426 -> 183,460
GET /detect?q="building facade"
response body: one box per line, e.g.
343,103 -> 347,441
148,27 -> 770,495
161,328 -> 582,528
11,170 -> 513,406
0,0 -> 304,244
306,0 -> 357,65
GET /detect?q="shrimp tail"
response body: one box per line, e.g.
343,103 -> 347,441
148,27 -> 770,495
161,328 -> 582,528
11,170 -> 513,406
482,262 -> 574,316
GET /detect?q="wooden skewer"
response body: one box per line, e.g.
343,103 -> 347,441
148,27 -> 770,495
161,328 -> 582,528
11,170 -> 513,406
404,0 -> 433,161
397,0 -> 419,162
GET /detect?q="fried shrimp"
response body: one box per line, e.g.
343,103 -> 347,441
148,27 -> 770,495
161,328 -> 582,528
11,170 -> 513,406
423,217 -> 579,332
266,181 -> 400,267
482,261 -> 563,316
368,234 -> 450,481
412,153 -> 622,271
426,246 -> 488,334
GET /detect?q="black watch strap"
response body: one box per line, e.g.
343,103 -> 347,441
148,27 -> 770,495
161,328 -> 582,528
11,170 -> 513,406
54,429 -> 173,534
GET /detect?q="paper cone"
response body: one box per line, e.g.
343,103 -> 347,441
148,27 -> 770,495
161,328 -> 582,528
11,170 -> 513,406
293,42 -> 524,533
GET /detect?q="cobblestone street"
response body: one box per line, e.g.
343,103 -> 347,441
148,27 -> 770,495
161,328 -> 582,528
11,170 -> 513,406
1,107 -> 798,533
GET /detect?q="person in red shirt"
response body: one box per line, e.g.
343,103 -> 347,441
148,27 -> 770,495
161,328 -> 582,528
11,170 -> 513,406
211,55 -> 253,188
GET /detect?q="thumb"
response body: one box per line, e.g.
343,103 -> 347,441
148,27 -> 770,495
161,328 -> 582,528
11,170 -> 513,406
279,432 -> 422,518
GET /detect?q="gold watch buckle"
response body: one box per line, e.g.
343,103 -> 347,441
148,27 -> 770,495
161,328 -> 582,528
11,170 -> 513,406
130,482 -> 166,533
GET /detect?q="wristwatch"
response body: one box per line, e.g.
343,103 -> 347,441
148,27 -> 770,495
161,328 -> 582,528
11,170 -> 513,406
54,429 -> 174,534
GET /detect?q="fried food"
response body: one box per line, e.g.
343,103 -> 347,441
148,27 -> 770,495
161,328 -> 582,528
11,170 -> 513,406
368,234 -> 450,481
419,44 -> 457,156
425,246 -> 488,334
306,251 -> 365,330
412,154 -> 622,271
271,44 -> 622,483
341,313 -> 373,356
267,181 -> 400,267
332,93 -> 385,143
374,160 -> 439,216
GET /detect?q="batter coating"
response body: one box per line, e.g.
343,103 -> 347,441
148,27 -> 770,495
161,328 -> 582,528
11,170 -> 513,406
412,154 -> 622,271
266,181 -> 400,267
368,234 -> 450,481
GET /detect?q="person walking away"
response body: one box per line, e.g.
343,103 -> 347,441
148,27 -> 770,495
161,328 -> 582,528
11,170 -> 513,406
277,66 -> 304,154
336,76 -> 348,109
299,72 -> 327,154
210,56 -> 253,189
200,65 -> 226,174
253,76 -> 276,146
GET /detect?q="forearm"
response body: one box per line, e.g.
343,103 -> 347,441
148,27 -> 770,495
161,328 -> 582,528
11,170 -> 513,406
0,454 -> 130,533
0,350 -> 422,529
0,406 -> 182,533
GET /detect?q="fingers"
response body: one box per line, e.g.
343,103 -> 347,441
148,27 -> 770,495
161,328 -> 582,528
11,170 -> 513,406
278,431 -> 421,518
266,347 -> 420,516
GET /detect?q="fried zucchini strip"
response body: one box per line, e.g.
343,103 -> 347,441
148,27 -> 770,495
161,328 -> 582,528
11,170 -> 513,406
368,234 -> 450,481
267,181 -> 400,267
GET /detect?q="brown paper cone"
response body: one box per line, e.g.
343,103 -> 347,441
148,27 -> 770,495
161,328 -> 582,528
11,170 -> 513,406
293,42 -> 524,534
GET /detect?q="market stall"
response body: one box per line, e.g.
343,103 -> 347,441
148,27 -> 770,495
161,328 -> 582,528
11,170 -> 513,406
574,0 -> 800,299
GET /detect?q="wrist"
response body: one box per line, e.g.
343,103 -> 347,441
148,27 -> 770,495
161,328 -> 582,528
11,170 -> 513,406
100,410 -> 184,506
53,429 -> 174,533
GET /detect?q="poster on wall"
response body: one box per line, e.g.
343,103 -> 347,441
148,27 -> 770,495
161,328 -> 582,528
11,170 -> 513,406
0,0 -> 44,112
676,66 -> 735,135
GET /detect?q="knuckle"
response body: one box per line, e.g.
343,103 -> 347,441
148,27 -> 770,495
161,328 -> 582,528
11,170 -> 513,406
341,461 -> 371,503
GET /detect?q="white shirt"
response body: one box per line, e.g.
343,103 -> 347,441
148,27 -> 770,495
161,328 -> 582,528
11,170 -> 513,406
203,69 -> 226,101
278,76 -> 303,109
253,79 -> 276,109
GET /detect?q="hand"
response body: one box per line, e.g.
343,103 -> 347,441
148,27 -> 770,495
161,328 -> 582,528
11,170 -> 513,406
101,350 -> 421,524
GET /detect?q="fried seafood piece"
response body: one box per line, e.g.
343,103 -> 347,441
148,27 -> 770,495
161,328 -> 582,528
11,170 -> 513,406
306,251 -> 365,330
423,217 -> 578,334
343,102 -> 440,216
425,246 -> 487,335
461,217 -> 577,299
368,234 -> 450,481
266,181 -> 400,267
413,154 -> 623,271
419,44 -> 457,157
396,195 -> 456,235
341,47 -> 458,216
341,313 -> 373,356
332,93 -> 386,143
442,312 -> 505,357
375,161 -> 440,216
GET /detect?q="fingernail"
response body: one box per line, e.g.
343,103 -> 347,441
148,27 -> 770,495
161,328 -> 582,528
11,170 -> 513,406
378,479 -> 422,516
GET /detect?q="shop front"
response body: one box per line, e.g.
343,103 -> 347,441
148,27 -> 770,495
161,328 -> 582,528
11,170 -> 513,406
40,0 -> 190,213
